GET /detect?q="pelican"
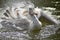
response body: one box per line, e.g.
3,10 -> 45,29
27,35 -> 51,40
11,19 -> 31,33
0,2 -> 59,40
0,1 -> 59,32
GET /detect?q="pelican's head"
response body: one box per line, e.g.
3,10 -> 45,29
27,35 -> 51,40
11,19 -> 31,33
33,7 -> 42,18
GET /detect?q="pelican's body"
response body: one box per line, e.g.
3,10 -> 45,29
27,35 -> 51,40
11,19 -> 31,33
0,1 -> 59,32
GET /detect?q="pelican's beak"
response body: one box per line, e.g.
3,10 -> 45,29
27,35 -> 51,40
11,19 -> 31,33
33,15 -> 42,27
29,14 -> 42,32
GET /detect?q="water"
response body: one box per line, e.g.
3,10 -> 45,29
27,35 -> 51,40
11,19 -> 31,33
0,0 -> 60,40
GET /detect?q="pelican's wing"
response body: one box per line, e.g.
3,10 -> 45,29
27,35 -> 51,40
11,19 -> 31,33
0,18 -> 31,31
0,20 -> 23,31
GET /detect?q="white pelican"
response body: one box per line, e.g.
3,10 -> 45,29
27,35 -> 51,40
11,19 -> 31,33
0,1 -> 59,32
0,2 -> 59,40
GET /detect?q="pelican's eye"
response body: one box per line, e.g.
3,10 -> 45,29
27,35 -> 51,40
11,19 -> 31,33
33,11 -> 38,16
35,13 -> 38,15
